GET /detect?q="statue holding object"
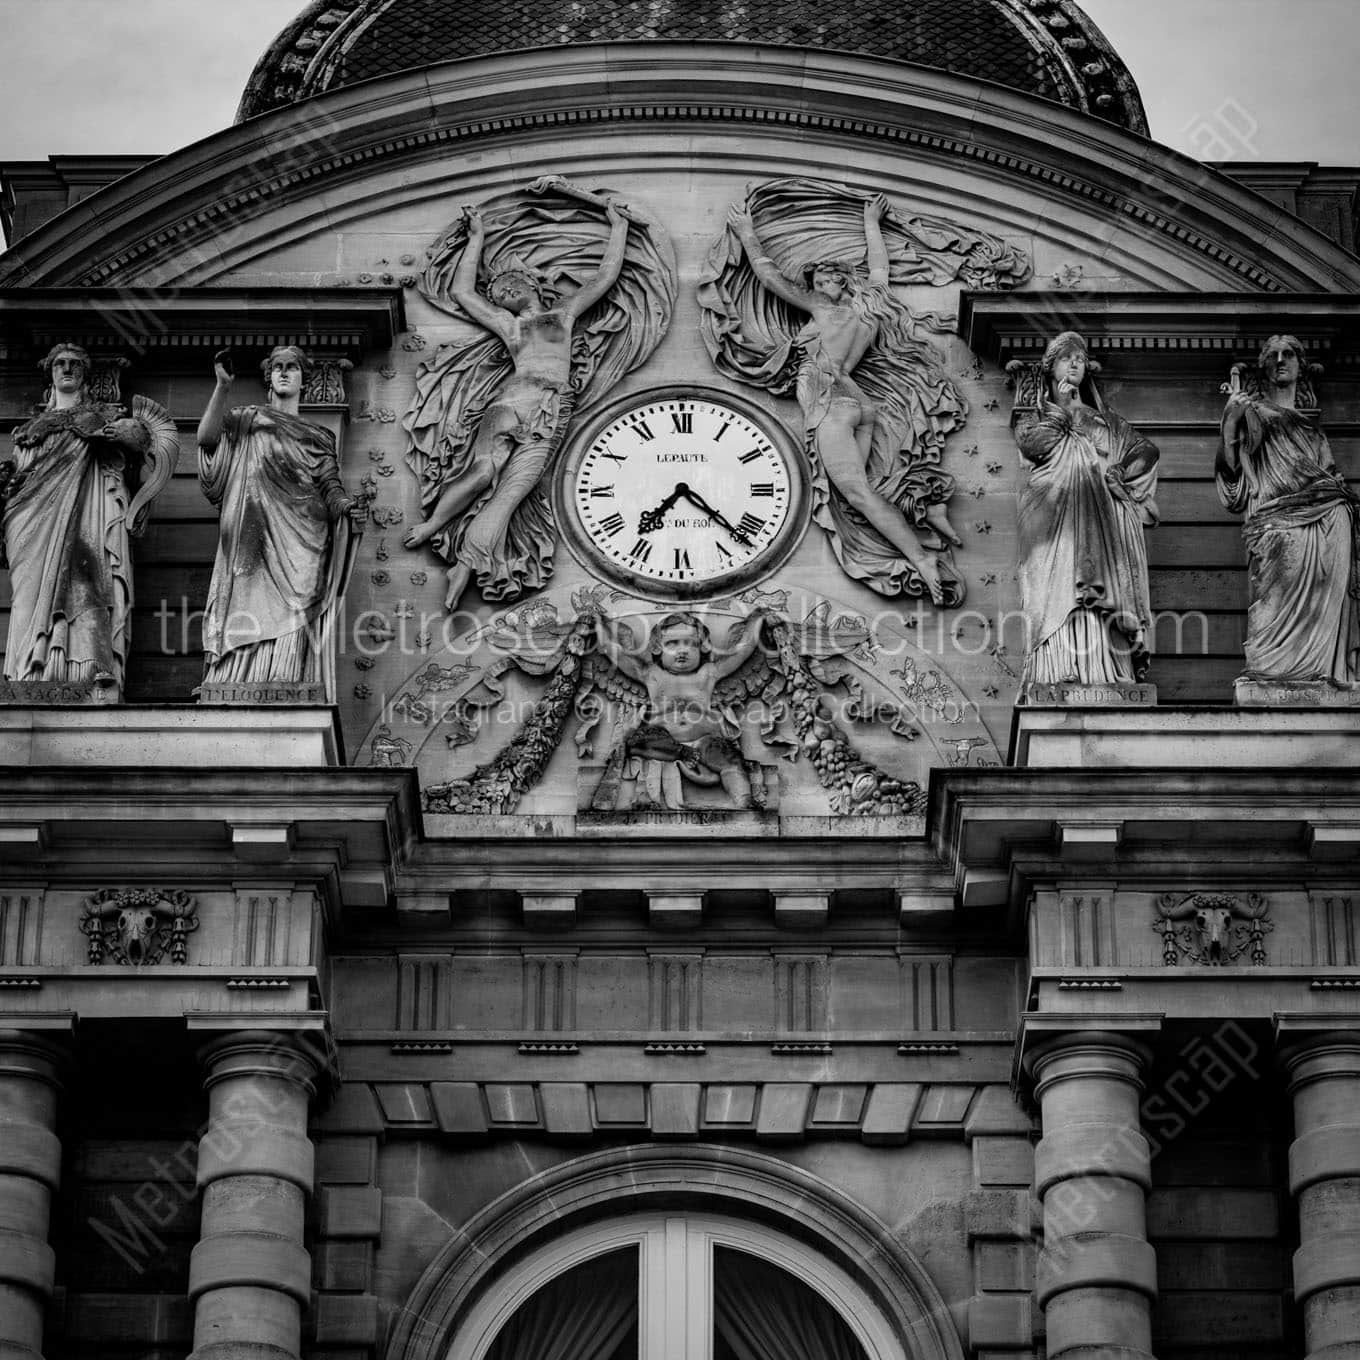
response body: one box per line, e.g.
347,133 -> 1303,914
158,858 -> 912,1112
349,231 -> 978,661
402,176 -> 677,610
1013,332 -> 1160,692
1,343 -> 177,698
699,177 -> 1030,606
1217,335 -> 1360,693
196,347 -> 360,702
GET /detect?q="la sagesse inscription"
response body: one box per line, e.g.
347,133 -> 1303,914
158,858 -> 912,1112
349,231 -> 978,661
568,395 -> 795,594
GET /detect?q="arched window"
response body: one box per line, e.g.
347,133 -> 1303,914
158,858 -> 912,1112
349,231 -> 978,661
451,1213 -> 906,1360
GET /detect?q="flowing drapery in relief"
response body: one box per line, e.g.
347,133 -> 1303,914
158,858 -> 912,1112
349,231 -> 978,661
403,185 -> 676,602
1217,396 -> 1360,683
199,405 -> 351,696
1017,386 -> 1159,685
698,177 -> 1029,601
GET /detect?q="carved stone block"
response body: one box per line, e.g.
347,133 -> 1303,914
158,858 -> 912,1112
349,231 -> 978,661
1234,679 -> 1360,708
196,682 -> 328,705
1019,681 -> 1157,707
79,888 -> 199,966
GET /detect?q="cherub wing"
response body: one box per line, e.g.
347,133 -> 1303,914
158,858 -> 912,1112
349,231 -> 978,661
574,648 -> 649,758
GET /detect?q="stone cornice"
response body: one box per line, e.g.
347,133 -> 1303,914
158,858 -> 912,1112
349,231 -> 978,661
0,287 -> 406,360
960,290 -> 1360,364
1,47 -> 1357,294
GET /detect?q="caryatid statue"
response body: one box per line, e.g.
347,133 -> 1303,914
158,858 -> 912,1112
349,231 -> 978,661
196,346 -> 359,701
1,343 -> 177,697
1013,332 -> 1160,690
1217,335 -> 1360,690
402,176 -> 676,611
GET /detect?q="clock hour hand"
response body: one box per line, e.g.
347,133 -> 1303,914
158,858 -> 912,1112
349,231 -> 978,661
638,484 -> 683,534
676,483 -> 752,547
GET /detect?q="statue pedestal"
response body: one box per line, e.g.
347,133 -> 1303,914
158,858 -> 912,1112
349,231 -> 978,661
1234,678 -> 1360,708
0,680 -> 117,706
1018,681 -> 1157,708
196,682 -> 328,705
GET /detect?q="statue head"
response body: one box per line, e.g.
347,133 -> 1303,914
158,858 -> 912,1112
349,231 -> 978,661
1256,334 -> 1305,391
1041,331 -> 1102,401
651,612 -> 711,675
39,343 -> 91,407
803,260 -> 859,303
260,345 -> 313,405
487,254 -> 551,313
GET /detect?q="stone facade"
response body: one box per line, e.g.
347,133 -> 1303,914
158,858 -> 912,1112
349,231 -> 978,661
1,6 -> 1359,1360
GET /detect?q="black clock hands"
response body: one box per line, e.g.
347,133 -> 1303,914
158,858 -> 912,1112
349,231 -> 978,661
638,485 -> 683,534
675,483 -> 752,547
636,482 -> 752,547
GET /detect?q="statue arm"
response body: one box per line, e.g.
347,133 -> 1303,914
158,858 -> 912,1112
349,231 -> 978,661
712,611 -> 767,679
863,194 -> 891,288
196,352 -> 235,455
1015,410 -> 1067,466
564,203 -> 630,320
727,204 -> 814,312
449,209 -> 515,341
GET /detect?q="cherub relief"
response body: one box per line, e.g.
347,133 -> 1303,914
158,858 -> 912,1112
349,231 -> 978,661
593,609 -> 772,810
402,177 -> 676,610
417,593 -> 970,820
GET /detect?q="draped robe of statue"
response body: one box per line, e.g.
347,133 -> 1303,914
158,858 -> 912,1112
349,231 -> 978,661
1216,394 -> 1360,684
3,396 -> 175,690
199,405 -> 352,695
698,177 -> 1030,602
403,183 -> 676,603
1017,385 -> 1159,685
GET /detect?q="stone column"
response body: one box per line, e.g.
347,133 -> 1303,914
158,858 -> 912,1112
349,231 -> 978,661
1284,1031 -> 1360,1360
0,1031 -> 66,1360
189,1030 -> 320,1360
1029,1031 -> 1157,1360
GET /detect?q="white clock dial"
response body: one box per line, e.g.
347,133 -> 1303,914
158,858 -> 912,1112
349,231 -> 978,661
563,393 -> 803,597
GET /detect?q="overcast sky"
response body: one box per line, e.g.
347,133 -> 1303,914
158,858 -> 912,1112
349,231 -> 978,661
0,0 -> 1354,166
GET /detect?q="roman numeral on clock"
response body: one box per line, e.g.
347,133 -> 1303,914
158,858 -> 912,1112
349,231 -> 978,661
633,419 -> 655,442
599,512 -> 625,536
736,513 -> 766,538
738,448 -> 763,465
589,484 -> 614,498
715,541 -> 733,561
629,537 -> 653,563
673,548 -> 692,570
602,452 -> 627,465
750,483 -> 774,496
713,421 -> 731,442
670,412 -> 692,434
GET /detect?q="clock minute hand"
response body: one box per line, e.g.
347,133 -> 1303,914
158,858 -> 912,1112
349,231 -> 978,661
677,484 -> 752,547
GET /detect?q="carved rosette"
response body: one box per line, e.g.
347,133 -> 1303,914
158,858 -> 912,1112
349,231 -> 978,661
79,887 -> 199,966
1153,892 -> 1272,966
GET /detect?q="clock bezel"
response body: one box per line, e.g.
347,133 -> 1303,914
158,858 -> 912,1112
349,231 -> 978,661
555,384 -> 809,601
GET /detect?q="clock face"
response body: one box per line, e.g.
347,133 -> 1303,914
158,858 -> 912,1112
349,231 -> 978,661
561,391 -> 805,598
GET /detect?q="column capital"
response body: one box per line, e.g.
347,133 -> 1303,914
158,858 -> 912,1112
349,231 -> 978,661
0,1029 -> 70,1092
1280,1027 -> 1360,1088
1023,1027 -> 1154,1089
195,1028 -> 326,1098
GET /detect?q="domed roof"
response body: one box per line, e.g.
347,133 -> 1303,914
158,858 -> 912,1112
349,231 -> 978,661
237,0 -> 1148,135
